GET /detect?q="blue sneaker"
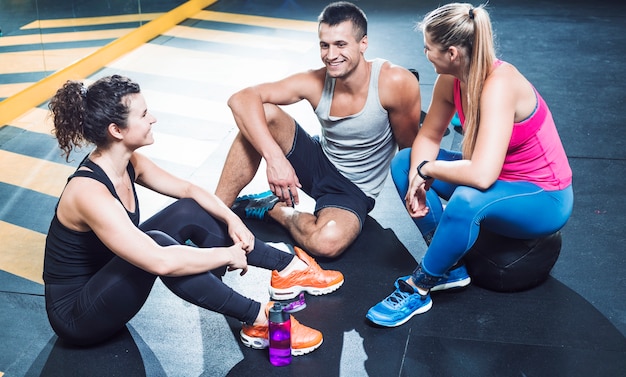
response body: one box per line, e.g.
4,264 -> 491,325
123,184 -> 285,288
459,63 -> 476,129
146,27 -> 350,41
366,278 -> 432,327
431,264 -> 471,292
231,191 -> 279,220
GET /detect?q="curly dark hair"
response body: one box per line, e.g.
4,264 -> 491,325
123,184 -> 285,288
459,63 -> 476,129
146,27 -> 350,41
48,75 -> 141,161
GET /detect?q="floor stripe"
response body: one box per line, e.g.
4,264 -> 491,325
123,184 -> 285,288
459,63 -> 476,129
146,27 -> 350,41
0,28 -> 134,48
0,126 -> 75,164
0,182 -> 57,234
0,72 -> 48,85
0,150 -> 74,197
142,87 -> 234,125
107,43 -> 306,87
20,13 -> 164,30
0,221 -> 46,284
6,107 -> 53,134
0,83 -> 35,99
193,10 -> 317,31
163,25 -> 313,52
0,47 -> 99,74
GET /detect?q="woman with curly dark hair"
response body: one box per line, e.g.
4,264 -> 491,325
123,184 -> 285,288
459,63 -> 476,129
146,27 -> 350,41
44,75 -> 344,354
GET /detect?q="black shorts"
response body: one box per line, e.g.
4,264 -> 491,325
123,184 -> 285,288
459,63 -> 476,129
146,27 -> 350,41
286,122 -> 375,229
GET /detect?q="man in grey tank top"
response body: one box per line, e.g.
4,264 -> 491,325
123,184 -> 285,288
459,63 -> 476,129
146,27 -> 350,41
215,1 -> 422,259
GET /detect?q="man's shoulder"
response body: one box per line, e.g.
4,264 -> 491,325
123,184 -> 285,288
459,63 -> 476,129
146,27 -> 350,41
286,67 -> 327,91
375,59 -> 408,76
374,60 -> 417,91
301,66 -> 327,80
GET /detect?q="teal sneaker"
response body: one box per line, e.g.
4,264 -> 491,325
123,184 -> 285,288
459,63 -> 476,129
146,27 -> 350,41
366,278 -> 432,327
431,264 -> 471,292
231,191 -> 279,220
451,112 -> 461,127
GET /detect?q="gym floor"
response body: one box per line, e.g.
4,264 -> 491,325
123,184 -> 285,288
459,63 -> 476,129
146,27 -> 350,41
1,0 -> 625,376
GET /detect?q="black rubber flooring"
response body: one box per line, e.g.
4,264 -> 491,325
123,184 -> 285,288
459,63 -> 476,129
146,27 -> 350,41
1,1 -> 625,376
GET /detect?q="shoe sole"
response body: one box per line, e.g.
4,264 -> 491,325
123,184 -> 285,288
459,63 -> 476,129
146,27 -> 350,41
431,277 -> 471,292
240,330 -> 323,356
366,299 -> 433,327
269,280 -> 344,300
292,338 -> 323,356
240,331 -> 269,350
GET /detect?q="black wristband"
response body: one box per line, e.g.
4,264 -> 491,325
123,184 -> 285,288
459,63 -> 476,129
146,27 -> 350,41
417,160 -> 432,180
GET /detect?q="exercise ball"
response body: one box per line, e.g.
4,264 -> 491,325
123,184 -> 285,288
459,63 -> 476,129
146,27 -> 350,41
463,229 -> 562,292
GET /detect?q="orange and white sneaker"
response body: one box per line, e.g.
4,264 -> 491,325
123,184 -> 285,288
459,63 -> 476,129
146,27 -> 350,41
240,303 -> 323,356
269,247 -> 344,300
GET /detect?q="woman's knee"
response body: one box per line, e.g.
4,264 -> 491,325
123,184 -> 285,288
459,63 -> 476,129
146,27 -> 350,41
446,186 -> 484,213
140,198 -> 201,231
145,230 -> 179,246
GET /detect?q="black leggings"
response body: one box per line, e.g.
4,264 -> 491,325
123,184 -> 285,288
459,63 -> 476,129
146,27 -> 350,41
45,198 -> 294,346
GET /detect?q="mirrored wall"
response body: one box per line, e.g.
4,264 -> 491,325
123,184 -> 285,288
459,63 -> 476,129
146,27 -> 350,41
0,0 -> 185,100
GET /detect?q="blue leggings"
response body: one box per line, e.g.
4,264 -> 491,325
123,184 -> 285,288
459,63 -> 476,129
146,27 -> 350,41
45,198 -> 294,345
391,148 -> 573,279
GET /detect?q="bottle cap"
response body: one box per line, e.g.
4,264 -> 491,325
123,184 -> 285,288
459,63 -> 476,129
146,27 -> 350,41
268,302 -> 289,323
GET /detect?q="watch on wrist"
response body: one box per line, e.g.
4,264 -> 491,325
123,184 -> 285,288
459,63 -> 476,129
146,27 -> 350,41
417,160 -> 433,180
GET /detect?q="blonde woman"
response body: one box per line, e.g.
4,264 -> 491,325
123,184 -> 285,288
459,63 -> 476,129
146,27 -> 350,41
367,3 -> 573,327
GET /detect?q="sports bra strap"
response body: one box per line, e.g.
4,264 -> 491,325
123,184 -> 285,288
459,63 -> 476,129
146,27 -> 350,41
69,156 -> 119,199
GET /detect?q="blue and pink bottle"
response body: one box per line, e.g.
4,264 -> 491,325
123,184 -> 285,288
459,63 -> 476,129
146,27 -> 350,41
268,302 -> 291,366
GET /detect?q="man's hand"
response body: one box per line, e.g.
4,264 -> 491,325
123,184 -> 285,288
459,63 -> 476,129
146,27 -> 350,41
266,156 -> 302,207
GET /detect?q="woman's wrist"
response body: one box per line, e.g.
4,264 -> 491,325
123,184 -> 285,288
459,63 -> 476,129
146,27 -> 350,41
417,160 -> 433,180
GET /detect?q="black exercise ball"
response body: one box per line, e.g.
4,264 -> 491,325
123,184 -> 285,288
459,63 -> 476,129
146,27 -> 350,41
463,229 -> 562,292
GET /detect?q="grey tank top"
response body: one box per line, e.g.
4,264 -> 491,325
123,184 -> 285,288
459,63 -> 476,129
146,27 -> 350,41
315,58 -> 396,198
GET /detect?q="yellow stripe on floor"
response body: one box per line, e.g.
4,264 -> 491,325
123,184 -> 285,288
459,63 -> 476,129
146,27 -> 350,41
0,150 -> 74,198
0,221 -> 46,284
195,10 -> 317,32
163,25 -> 314,52
20,13 -> 164,30
0,47 -> 99,74
0,28 -> 134,47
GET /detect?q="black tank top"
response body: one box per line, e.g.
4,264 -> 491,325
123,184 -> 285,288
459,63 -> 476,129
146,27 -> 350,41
43,155 -> 140,284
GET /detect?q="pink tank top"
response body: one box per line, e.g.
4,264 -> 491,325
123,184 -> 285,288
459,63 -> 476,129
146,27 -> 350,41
453,61 -> 572,190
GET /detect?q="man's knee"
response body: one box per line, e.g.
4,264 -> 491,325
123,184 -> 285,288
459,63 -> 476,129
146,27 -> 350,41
307,221 -> 358,258
307,240 -> 346,259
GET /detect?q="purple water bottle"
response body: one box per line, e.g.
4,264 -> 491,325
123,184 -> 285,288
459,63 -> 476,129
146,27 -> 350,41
268,302 -> 291,366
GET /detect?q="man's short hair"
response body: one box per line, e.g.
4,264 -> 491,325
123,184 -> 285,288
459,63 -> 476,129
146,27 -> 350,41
318,1 -> 368,40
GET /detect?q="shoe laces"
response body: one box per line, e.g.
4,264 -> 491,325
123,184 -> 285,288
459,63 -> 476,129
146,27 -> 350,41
245,206 -> 269,220
384,280 -> 420,308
